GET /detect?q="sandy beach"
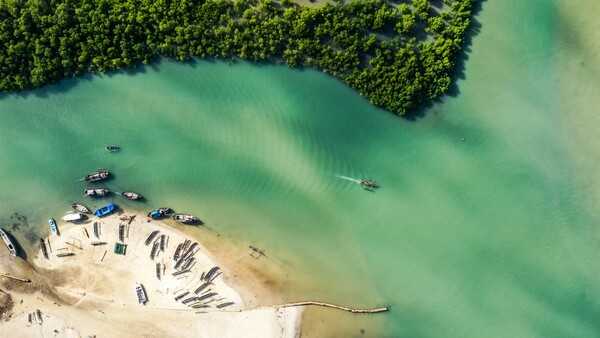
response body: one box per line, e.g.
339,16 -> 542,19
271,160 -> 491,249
0,211 -> 302,337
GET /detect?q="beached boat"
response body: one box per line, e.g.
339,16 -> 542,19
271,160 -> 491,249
62,213 -> 83,222
0,228 -> 17,257
83,170 -> 110,182
84,188 -> 110,197
121,191 -> 143,200
147,207 -> 171,219
172,213 -> 198,223
106,145 -> 120,152
94,203 -> 116,217
72,203 -> 92,214
360,180 -> 379,188
135,282 -> 148,305
49,218 -> 59,235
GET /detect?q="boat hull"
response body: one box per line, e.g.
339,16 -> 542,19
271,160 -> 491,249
172,213 -> 198,223
49,218 -> 58,235
62,213 -> 83,222
72,203 -> 92,214
122,192 -> 143,200
84,170 -> 110,182
85,188 -> 110,197
95,204 -> 116,217
135,282 -> 148,305
148,208 -> 171,219
0,229 -> 17,257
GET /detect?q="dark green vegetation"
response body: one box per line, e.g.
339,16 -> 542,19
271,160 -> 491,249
0,0 -> 476,115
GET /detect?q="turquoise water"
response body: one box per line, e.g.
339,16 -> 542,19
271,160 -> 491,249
2,0 -> 600,336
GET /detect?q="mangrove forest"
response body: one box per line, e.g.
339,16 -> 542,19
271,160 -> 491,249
0,0 -> 477,115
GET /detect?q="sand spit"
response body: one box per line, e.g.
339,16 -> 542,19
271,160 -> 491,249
0,213 -> 302,338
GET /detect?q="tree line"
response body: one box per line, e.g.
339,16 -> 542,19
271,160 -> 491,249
0,0 -> 477,115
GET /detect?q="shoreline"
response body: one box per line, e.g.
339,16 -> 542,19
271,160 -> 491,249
0,210 -> 303,337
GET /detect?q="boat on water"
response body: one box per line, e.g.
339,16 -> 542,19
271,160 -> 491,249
0,228 -> 17,257
106,145 -> 120,152
95,203 -> 116,217
360,180 -> 379,188
83,170 -> 110,182
172,213 -> 198,223
121,191 -> 143,200
62,213 -> 83,222
135,282 -> 148,305
49,218 -> 59,235
84,188 -> 110,197
72,203 -> 92,214
148,207 -> 171,219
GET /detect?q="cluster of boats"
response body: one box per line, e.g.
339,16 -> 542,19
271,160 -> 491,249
147,207 -> 199,224
82,170 -> 143,200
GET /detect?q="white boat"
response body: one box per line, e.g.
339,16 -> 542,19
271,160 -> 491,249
121,191 -> 143,200
135,282 -> 147,305
172,213 -> 198,223
62,213 -> 83,222
0,228 -> 17,257
84,188 -> 110,197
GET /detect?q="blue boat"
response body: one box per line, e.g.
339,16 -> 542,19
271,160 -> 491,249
49,218 -> 58,235
95,204 -> 116,217
147,207 -> 171,219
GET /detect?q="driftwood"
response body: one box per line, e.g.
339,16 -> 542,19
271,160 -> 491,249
1,273 -> 31,283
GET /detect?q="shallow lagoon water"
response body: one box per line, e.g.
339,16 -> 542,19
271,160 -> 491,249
1,0 -> 600,336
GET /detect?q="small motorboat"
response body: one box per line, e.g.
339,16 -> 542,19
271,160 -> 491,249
72,203 -> 92,214
95,203 -> 116,217
147,207 -> 171,219
172,213 -> 198,223
121,191 -> 143,200
0,228 -> 17,257
135,282 -> 148,305
84,188 -> 110,197
360,180 -> 379,188
83,170 -> 110,182
49,218 -> 59,235
62,213 -> 83,222
106,145 -> 120,152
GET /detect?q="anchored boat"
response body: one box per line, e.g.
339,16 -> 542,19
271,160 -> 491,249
135,282 -> 148,305
49,218 -> 59,235
172,213 -> 198,223
83,170 -> 110,182
121,191 -> 143,200
95,203 -> 116,217
72,203 -> 92,214
0,228 -> 17,257
106,145 -> 120,152
147,207 -> 171,219
84,188 -> 110,197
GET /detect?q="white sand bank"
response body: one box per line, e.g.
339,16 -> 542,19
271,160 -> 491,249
0,212 -> 302,338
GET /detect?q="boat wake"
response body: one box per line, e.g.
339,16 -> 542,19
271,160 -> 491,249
336,175 -> 362,184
